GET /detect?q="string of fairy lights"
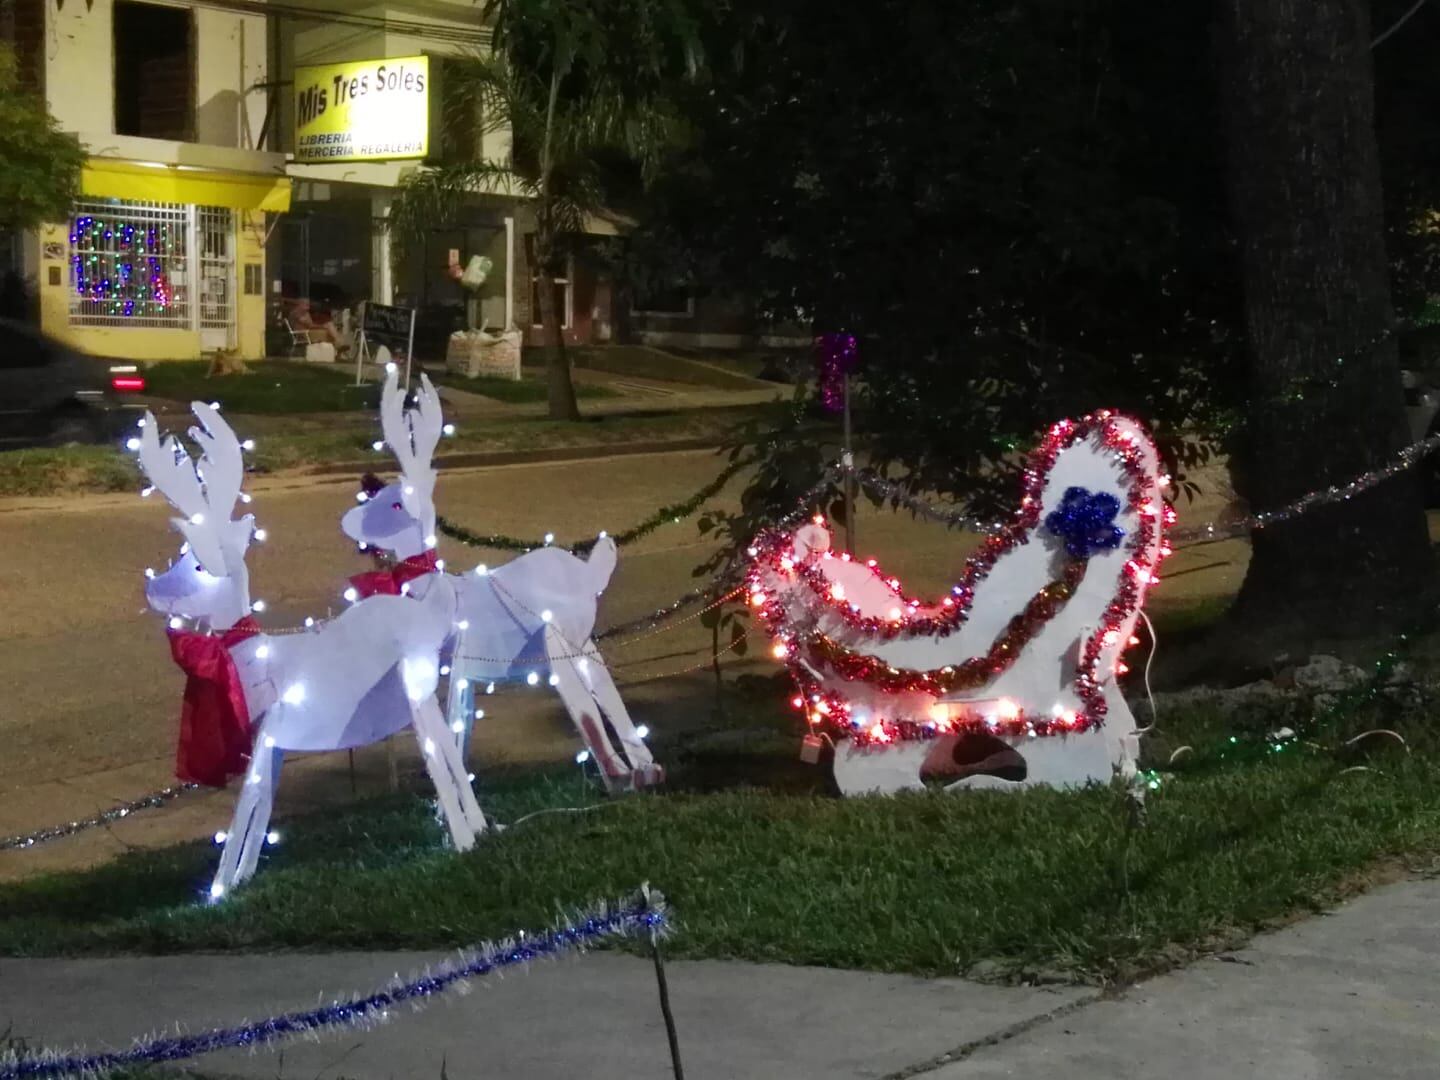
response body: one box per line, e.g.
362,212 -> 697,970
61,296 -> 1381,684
9,411 -> 1440,855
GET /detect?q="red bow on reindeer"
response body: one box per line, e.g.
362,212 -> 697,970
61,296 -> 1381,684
348,550 -> 441,599
167,617 -> 261,787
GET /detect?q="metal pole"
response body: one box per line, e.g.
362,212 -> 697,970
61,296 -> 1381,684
404,308 -> 416,388
842,372 -> 855,551
652,935 -> 685,1080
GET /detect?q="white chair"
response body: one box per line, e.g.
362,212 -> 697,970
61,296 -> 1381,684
283,318 -> 318,360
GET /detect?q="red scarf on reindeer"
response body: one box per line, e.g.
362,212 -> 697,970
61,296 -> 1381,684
167,617 -> 260,787
347,550 -> 440,599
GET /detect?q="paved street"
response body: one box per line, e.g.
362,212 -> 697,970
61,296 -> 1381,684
0,876 -> 1433,1078
0,445 -> 1244,876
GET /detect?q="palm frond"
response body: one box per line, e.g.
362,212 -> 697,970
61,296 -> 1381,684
390,161 -> 535,260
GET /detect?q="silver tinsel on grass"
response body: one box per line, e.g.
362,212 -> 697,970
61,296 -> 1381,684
0,785 -> 199,852
0,887 -> 668,1080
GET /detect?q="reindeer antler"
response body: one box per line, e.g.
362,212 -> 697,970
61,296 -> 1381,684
188,402 -> 245,519
378,368 -> 442,546
137,403 -> 254,575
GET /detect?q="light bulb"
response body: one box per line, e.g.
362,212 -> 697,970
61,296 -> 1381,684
141,485 -> 155,497
636,724 -> 650,740
356,491 -> 369,503
451,720 -> 465,734
457,619 -> 470,631
467,772 -> 476,782
213,830 -> 227,844
440,664 -> 450,676
526,671 -> 539,686
253,528 -> 267,542
372,440 -> 385,452
541,609 -> 553,622
168,616 -> 183,629
239,492 -> 253,503
598,530 -> 608,539
442,423 -> 456,436
343,587 -> 359,603
404,485 -> 415,495
474,708 -> 485,720
255,644 -> 270,659
547,673 -> 560,686
241,439 -> 256,451
137,417 -> 147,428
386,361 -> 397,373
304,617 -> 315,627
263,734 -> 276,748
125,436 -> 142,451
281,683 -> 305,705
435,559 -> 446,571
209,401 -> 221,410
474,564 -> 488,576
144,567 -> 156,579
189,512 -> 205,525
251,599 -> 266,613
423,737 -> 436,755
544,533 -> 554,545
575,750 -> 591,765
425,534 -> 437,548
209,882 -> 226,900
265,830 -> 280,845
485,682 -> 495,694
456,678 -> 469,690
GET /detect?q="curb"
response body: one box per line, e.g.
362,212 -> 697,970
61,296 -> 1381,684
303,437 -> 730,478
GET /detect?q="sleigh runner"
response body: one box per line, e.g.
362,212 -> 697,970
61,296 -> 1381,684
749,411 -> 1172,795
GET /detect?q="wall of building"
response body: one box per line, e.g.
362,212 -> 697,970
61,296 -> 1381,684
195,8 -> 269,150
39,0 -> 278,361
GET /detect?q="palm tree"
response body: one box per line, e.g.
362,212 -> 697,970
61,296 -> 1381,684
392,37 -> 680,420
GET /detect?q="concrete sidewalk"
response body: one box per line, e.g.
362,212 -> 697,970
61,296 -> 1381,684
0,878 -> 1435,1079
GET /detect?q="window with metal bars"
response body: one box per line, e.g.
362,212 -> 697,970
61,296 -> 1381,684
69,199 -> 192,328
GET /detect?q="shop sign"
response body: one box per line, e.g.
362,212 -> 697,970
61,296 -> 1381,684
294,55 -> 429,164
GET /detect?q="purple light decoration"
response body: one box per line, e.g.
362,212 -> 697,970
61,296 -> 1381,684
815,333 -> 859,414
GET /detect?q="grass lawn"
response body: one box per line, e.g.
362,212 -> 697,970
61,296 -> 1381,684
0,673 -> 1434,983
0,405 -> 773,497
428,368 -> 616,403
141,361 -> 380,415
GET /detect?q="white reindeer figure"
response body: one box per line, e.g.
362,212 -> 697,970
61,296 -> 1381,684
340,370 -> 663,792
750,411 -> 1172,796
138,402 -> 487,897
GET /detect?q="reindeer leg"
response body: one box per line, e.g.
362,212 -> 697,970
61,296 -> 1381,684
576,637 -> 663,789
210,721 -> 279,898
544,623 -> 630,793
234,742 -> 284,884
411,697 -> 485,846
444,627 -> 472,758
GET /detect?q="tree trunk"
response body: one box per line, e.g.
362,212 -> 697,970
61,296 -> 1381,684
537,266 -> 581,421
1216,0 -> 1434,653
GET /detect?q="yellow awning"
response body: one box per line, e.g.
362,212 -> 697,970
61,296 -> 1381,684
81,160 -> 292,212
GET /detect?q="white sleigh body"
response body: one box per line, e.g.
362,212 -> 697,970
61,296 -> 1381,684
750,412 -> 1171,796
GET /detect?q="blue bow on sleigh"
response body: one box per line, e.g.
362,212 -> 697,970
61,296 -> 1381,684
1045,486 -> 1125,559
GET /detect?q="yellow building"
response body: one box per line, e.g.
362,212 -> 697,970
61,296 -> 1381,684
14,0 -> 288,362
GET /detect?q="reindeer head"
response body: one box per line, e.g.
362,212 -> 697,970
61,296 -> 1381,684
137,402 -> 256,629
342,367 -> 442,560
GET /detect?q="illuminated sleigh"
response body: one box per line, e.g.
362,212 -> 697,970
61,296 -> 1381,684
748,412 -> 1172,795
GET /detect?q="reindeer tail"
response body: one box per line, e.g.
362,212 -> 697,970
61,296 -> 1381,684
587,534 -> 618,592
